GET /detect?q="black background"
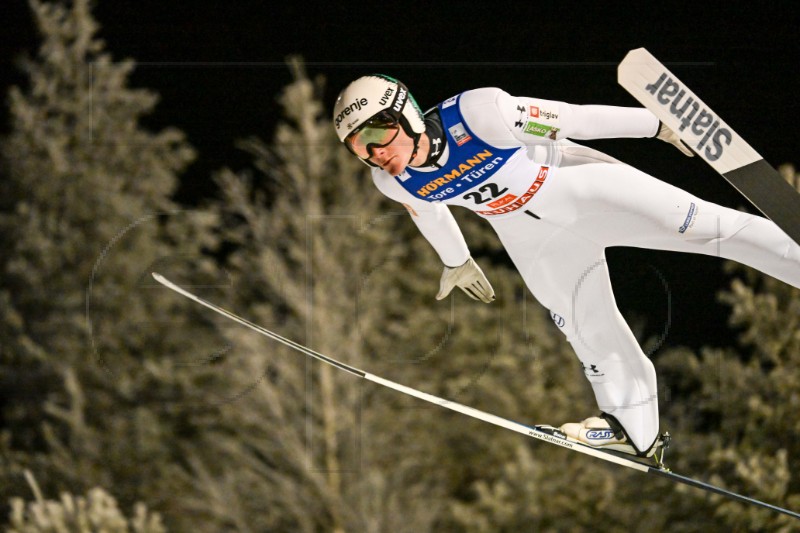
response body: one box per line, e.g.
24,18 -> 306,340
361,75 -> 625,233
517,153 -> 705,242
3,2 -> 798,350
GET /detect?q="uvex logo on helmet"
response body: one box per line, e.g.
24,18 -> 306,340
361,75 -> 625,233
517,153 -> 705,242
393,88 -> 407,112
335,97 -> 368,128
379,86 -> 394,106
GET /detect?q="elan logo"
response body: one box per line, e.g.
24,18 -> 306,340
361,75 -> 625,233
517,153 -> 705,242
679,202 -> 697,234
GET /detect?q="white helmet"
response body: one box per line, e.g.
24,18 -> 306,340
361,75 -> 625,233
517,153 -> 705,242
333,75 -> 425,144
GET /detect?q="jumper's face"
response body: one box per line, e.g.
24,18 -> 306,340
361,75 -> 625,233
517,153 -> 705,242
366,127 -> 416,176
345,113 -> 416,175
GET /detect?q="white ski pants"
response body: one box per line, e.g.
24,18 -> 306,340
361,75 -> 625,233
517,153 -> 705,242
489,154 -> 800,452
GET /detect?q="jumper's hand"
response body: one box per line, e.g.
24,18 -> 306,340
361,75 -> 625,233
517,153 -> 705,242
656,122 -> 694,157
436,257 -> 495,303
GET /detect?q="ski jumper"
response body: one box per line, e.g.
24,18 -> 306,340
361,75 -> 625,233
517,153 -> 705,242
370,88 -> 800,453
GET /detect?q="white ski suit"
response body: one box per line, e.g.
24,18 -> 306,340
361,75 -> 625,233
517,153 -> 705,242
370,88 -> 800,452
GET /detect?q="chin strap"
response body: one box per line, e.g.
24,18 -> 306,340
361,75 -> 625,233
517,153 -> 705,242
415,110 -> 445,168
407,132 -> 422,166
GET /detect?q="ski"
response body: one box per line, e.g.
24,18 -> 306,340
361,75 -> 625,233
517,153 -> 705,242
618,47 -> 800,246
152,272 -> 800,520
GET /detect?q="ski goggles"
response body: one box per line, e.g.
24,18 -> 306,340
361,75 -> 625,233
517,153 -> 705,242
344,112 -> 401,160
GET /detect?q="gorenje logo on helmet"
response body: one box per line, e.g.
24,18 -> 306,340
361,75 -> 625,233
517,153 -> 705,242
393,88 -> 407,112
335,98 -> 368,128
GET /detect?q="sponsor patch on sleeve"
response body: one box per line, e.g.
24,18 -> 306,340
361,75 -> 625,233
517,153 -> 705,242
524,121 -> 560,139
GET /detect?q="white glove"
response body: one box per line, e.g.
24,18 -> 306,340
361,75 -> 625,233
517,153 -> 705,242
436,257 -> 495,303
656,122 -> 694,157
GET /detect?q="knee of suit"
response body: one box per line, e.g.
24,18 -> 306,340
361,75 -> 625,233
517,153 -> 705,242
739,215 -> 800,262
548,304 -> 653,365
681,202 -> 759,244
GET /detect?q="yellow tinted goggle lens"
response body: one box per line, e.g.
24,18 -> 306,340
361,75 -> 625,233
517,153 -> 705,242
347,123 -> 400,159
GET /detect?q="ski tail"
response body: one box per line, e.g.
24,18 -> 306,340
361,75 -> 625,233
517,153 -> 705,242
618,47 -> 800,245
618,48 -> 760,174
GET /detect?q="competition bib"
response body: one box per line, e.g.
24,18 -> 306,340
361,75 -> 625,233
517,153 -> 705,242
395,94 -> 519,202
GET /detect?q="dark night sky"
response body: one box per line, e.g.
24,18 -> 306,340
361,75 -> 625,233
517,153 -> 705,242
2,2 -> 799,351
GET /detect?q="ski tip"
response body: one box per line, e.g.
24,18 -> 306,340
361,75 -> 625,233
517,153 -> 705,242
622,47 -> 650,59
619,47 -> 654,73
151,272 -> 182,291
